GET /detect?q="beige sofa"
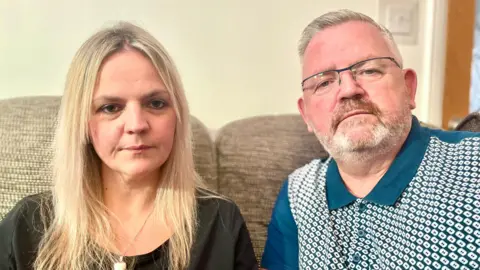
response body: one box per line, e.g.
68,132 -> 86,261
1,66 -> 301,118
1,96 -> 478,261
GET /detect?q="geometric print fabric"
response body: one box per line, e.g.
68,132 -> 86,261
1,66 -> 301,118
288,137 -> 480,269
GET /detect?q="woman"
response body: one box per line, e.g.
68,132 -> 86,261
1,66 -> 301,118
0,22 -> 258,270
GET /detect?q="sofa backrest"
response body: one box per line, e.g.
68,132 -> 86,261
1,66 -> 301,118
0,96 -> 217,219
215,115 -> 329,258
0,96 -> 58,217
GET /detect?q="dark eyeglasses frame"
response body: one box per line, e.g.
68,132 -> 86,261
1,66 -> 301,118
301,56 -> 402,90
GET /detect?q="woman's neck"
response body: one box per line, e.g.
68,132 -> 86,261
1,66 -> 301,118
102,167 -> 160,222
101,166 -> 167,257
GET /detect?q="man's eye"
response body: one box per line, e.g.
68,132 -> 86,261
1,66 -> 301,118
317,80 -> 333,88
149,100 -> 166,109
313,79 -> 335,93
99,104 -> 122,114
359,68 -> 382,76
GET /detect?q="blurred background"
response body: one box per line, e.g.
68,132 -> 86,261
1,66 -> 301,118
0,0 -> 478,130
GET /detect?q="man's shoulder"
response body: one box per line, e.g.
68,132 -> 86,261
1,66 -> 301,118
426,127 -> 480,145
285,158 -> 329,200
288,158 -> 328,184
424,128 -> 479,161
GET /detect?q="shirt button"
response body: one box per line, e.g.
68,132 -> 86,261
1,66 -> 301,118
352,253 -> 361,263
358,229 -> 366,238
359,203 -> 367,213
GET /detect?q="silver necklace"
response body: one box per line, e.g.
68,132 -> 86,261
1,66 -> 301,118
113,208 -> 155,270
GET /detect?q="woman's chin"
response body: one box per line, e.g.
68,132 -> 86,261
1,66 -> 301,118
112,163 -> 162,181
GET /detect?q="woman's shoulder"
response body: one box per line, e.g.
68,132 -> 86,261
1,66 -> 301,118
191,189 -> 258,269
0,192 -> 51,265
196,188 -> 240,212
196,188 -> 245,227
0,192 -> 51,232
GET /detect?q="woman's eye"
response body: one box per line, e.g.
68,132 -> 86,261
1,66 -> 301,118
100,104 -> 122,114
149,100 -> 166,109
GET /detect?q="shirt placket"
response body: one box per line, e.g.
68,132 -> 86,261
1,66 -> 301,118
349,199 -> 370,269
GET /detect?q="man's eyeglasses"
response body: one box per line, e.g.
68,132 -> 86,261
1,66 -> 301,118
301,57 -> 401,95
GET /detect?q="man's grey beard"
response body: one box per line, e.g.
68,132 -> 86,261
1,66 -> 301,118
312,105 -> 411,163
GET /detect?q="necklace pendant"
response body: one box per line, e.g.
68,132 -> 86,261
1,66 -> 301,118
113,261 -> 126,270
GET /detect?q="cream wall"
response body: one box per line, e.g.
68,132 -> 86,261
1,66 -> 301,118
0,0 -> 446,129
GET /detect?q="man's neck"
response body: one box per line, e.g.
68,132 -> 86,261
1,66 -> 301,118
335,133 -> 408,198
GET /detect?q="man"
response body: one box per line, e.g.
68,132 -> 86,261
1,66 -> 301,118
261,9 -> 480,270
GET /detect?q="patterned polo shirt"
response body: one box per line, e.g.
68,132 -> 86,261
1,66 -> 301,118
261,117 -> 480,270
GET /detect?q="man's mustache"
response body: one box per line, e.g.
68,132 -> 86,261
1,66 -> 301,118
331,99 -> 381,131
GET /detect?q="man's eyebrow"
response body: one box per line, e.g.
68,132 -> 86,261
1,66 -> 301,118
310,55 -> 383,75
311,65 -> 336,75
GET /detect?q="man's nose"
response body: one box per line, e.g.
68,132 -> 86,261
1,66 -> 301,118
336,71 -> 366,101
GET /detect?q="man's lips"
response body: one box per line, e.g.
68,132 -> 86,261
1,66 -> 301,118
339,110 -> 372,123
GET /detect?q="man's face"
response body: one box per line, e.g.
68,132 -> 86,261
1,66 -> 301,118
298,21 -> 417,156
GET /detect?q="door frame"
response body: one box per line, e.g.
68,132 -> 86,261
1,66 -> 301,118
422,0 -> 448,128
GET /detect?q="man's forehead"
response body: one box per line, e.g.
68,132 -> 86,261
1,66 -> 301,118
301,22 -> 391,74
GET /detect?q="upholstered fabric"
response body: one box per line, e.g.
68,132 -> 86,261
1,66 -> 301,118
191,115 -> 217,190
215,115 -> 329,259
0,96 -> 58,219
0,96 -> 217,219
455,112 -> 480,132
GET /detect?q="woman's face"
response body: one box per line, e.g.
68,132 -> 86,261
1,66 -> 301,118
89,49 -> 177,180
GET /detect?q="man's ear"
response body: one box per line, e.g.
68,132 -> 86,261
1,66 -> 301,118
297,97 -> 313,132
403,69 -> 417,110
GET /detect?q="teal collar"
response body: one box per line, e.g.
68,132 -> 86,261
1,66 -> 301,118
326,116 -> 431,210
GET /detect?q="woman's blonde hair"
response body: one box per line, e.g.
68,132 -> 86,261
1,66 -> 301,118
35,21 -> 206,270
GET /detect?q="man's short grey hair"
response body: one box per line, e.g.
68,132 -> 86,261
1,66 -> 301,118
298,9 -> 403,66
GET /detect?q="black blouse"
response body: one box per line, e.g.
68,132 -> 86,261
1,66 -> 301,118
0,193 -> 259,270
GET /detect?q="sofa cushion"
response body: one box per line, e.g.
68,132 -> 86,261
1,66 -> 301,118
215,114 -> 329,259
0,96 -> 58,219
191,116 -> 217,190
454,112 -> 480,132
0,96 -> 216,219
